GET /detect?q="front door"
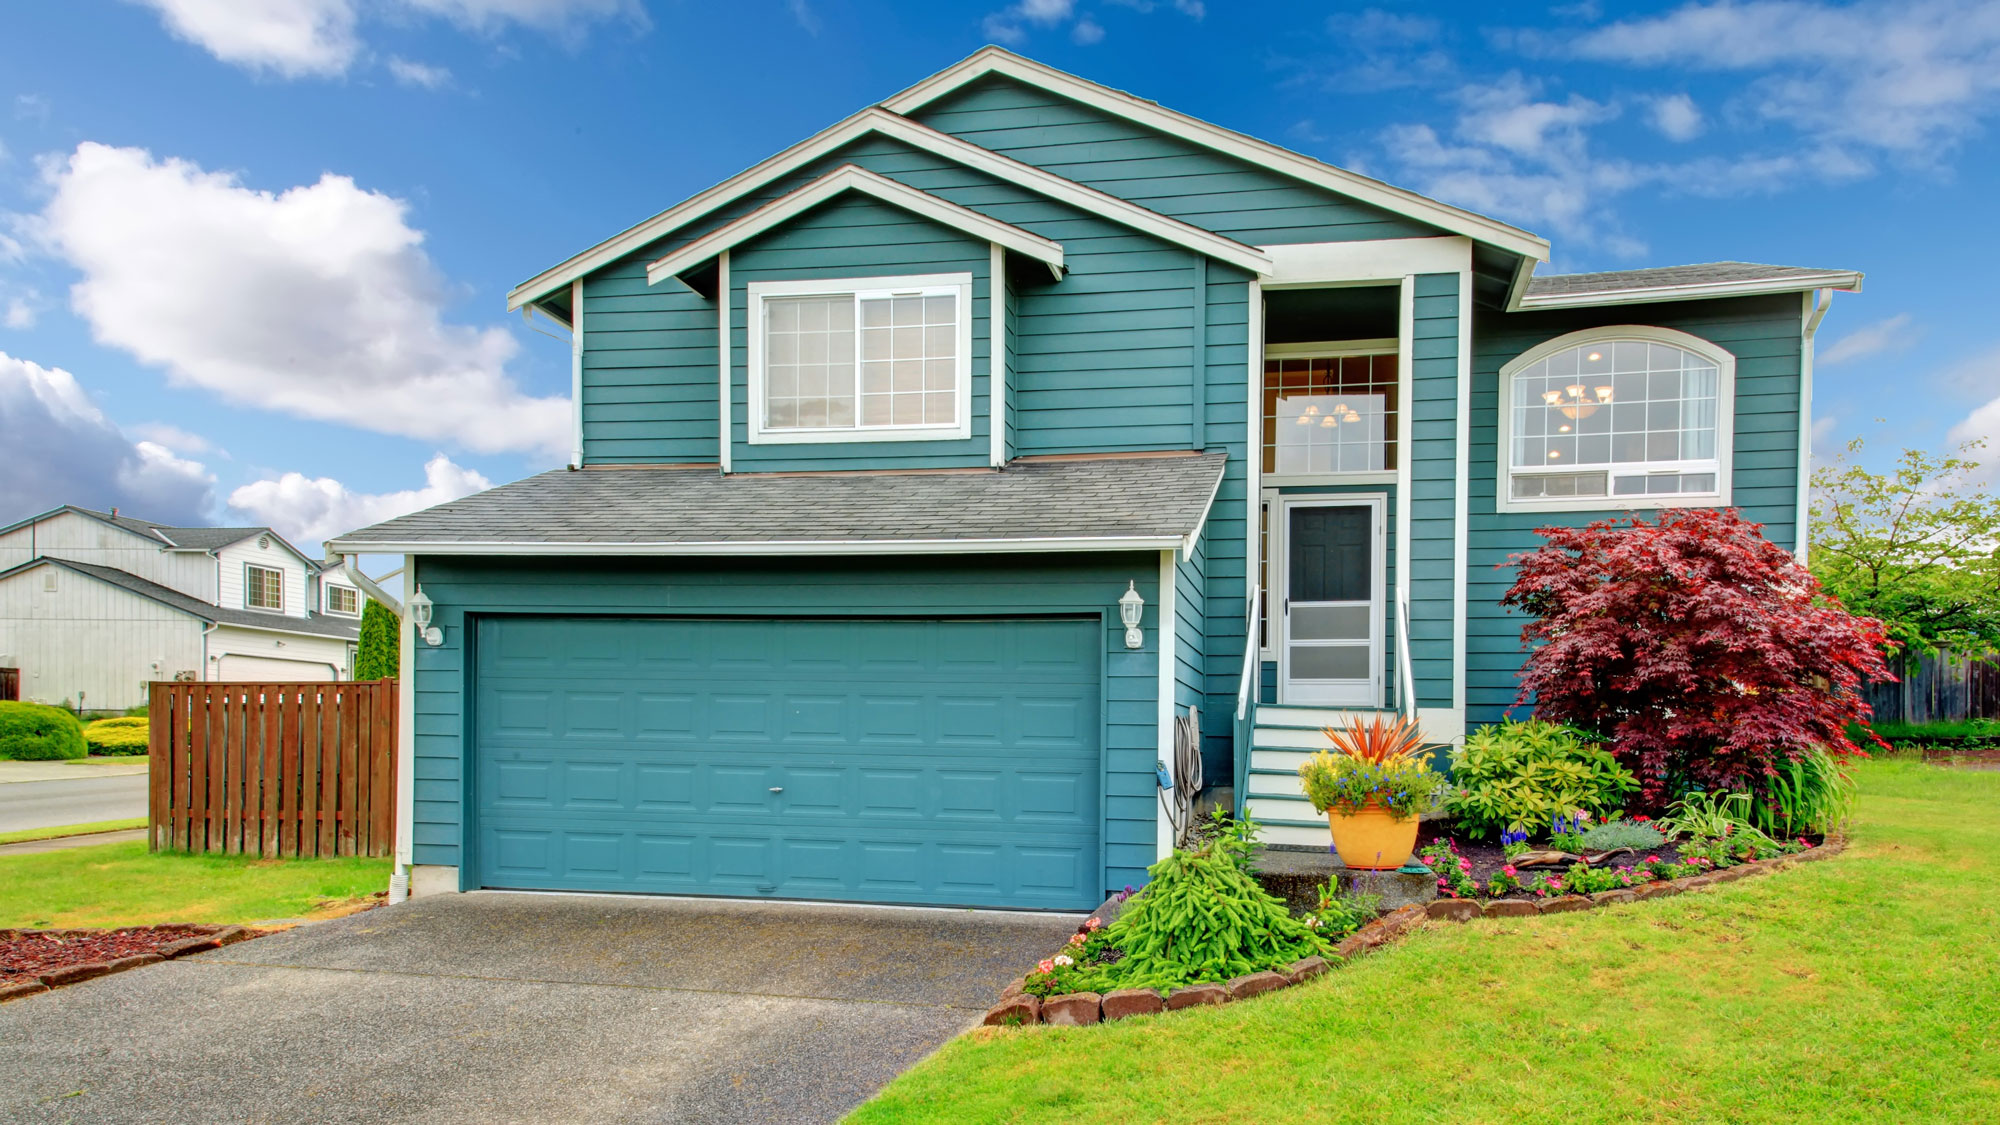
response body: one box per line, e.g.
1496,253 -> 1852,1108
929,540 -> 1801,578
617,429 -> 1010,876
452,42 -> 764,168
1279,497 -> 1384,707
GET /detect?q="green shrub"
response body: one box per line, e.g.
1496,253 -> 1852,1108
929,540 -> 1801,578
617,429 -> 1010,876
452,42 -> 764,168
0,702 -> 88,761
355,600 -> 400,680
1751,746 -> 1856,836
83,716 -> 150,756
1579,818 -> 1667,852
1446,720 -> 1636,839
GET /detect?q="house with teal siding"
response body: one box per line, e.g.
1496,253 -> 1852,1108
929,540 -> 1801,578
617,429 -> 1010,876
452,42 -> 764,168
330,48 -> 1861,907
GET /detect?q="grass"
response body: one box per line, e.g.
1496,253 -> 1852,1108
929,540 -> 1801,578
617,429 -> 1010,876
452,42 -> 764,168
851,760 -> 2000,1125
0,841 -> 389,928
81,754 -> 148,765
0,817 -> 146,845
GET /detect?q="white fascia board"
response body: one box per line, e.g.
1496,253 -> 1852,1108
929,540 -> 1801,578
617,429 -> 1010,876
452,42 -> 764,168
1260,237 -> 1472,287
1512,271 -> 1865,311
647,164 -> 1064,285
882,47 -> 1551,264
325,536 -> 1188,557
211,620 -> 362,643
509,106 -> 1268,311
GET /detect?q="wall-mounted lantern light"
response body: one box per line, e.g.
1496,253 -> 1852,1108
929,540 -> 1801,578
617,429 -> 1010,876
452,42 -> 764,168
408,585 -> 443,647
1119,581 -> 1145,650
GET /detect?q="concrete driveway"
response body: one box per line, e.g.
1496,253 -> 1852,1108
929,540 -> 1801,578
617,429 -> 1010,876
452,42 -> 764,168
0,892 -> 1076,1123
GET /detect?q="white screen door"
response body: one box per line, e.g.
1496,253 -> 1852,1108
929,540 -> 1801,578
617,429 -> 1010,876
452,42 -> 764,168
1278,497 -> 1384,707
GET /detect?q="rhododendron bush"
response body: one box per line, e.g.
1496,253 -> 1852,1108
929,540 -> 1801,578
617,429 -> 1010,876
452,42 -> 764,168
1500,508 -> 1892,806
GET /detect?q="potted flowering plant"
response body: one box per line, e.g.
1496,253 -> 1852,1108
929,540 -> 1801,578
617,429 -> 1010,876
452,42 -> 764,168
1295,714 -> 1447,870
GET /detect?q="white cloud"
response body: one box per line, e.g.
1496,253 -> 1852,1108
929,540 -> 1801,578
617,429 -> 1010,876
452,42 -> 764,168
0,350 -> 215,525
1820,313 -> 1916,365
983,0 -> 1073,44
3,297 -> 32,330
1072,16 -> 1105,43
128,0 -> 360,78
130,0 -> 642,78
786,0 -> 821,36
1646,92 -> 1705,141
1564,0 -> 2000,162
386,57 -> 452,89
33,142 -> 568,457
1810,414 -> 1840,458
227,453 -> 491,550
128,421 -> 219,456
14,95 -> 50,124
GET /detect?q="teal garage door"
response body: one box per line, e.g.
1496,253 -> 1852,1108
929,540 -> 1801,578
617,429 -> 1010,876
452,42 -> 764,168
471,615 -> 1103,909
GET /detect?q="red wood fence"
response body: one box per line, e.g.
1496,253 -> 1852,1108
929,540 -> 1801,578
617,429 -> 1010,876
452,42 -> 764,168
149,679 -> 397,858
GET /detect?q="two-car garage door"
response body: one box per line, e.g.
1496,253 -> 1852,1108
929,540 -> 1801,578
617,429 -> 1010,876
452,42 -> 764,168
471,615 -> 1103,910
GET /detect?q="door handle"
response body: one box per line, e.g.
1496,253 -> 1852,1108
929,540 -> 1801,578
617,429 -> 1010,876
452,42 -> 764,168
769,787 -> 784,794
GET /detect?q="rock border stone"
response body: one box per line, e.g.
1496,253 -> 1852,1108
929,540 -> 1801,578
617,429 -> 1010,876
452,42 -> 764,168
980,837 -> 1846,1028
0,923 -> 260,1002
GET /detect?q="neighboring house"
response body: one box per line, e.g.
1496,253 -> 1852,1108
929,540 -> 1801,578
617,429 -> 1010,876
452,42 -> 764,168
331,48 -> 1859,907
0,506 -> 364,710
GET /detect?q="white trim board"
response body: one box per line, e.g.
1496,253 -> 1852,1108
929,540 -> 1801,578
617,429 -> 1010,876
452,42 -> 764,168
1157,548 -> 1176,861
1513,270 -> 1863,311
884,49 -> 1550,264
331,535 -> 1197,557
508,106 -> 1269,310
648,165 -> 1063,286
1261,238 -> 1474,288
989,243 -> 1008,468
1494,325 -> 1738,515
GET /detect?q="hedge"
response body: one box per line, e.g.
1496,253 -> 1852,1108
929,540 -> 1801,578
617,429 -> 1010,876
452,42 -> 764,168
83,716 -> 150,756
0,702 -> 88,761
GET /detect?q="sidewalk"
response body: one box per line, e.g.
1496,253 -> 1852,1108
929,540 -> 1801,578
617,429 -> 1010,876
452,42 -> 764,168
0,828 -> 147,856
0,760 -> 147,784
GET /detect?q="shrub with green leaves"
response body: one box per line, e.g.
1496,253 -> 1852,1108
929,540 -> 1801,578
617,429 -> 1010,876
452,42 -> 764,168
83,716 -> 149,756
0,701 -> 87,761
1751,746 -> 1855,836
1091,844 -> 1332,991
1579,818 -> 1667,852
1446,720 -> 1636,839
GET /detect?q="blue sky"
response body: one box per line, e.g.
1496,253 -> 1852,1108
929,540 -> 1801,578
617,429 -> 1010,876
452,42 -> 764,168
2,0 -> 1996,552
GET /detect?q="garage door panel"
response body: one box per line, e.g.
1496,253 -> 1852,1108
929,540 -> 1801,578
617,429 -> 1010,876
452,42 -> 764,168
473,616 -> 1102,908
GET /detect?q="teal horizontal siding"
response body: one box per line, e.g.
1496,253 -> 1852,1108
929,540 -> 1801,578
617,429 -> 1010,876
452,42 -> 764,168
910,75 -> 1443,245
1465,294 -> 1807,727
1408,273 -> 1460,709
408,553 -> 1165,896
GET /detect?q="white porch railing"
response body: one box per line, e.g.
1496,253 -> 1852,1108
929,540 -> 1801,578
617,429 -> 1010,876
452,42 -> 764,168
1236,584 -> 1261,722
1396,589 -> 1416,718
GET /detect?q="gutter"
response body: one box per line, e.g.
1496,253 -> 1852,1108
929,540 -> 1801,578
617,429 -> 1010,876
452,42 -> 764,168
326,535 -> 1194,557
335,553 -> 404,616
1796,288 -> 1835,565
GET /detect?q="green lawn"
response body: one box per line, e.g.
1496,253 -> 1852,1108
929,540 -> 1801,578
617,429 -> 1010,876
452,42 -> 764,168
0,817 -> 145,845
851,760 -> 2000,1125
0,842 -> 389,928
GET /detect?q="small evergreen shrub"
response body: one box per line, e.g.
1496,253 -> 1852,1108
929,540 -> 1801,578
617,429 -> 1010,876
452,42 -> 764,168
1446,720 -> 1636,839
0,702 -> 88,761
1579,818 -> 1667,852
355,600 -> 400,680
83,716 -> 150,755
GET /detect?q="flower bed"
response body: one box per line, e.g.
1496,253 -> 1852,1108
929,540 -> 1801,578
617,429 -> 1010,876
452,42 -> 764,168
0,924 -> 260,1001
1416,822 -> 1824,902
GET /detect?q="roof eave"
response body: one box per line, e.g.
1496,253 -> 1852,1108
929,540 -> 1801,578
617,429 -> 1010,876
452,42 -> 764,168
325,535 -> 1188,557
1512,271 -> 1865,311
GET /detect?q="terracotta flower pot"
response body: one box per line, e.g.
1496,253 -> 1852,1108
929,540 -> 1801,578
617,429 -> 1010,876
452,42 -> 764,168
1327,801 -> 1419,870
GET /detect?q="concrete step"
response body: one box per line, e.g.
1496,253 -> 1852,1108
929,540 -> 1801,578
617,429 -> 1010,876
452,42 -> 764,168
1249,746 -> 1317,773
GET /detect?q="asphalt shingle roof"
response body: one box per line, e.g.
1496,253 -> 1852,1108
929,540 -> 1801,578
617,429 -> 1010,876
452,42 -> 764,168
7,558 -> 360,640
329,452 -> 1228,552
1524,261 -> 1859,300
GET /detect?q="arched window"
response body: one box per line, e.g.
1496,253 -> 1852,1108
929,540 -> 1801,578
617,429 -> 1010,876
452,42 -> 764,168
1498,326 -> 1734,511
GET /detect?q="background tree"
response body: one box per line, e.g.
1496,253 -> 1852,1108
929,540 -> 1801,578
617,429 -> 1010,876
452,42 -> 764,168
355,600 -> 400,681
1502,508 -> 1891,806
1811,439 -> 2000,657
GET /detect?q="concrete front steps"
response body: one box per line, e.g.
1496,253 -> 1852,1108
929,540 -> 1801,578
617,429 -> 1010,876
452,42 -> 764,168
1243,704 -> 1434,848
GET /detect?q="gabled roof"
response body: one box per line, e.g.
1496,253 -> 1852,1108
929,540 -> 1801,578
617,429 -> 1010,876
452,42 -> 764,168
0,557 -> 360,640
1518,261 -> 1864,309
508,105 -> 1270,313
646,164 -> 1067,286
882,47 -> 1551,263
329,452 -> 1226,557
0,505 -> 317,566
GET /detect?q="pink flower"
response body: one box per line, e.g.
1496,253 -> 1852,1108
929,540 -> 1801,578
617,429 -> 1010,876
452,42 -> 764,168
1645,855 -> 1661,864
1084,917 -> 1103,931
1458,858 -> 1472,872
1036,959 -> 1054,973
1501,865 -> 1517,877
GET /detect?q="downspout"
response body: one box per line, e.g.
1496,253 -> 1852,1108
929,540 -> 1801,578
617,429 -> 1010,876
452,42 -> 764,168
199,621 -> 217,679
1796,288 -> 1833,564
388,553 -> 417,904
336,553 -> 404,615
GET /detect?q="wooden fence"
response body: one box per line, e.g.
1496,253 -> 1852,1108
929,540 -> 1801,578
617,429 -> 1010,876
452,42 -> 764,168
149,679 -> 397,857
1863,651 -> 2000,726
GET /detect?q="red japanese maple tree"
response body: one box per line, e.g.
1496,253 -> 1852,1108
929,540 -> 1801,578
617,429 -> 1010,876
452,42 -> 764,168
1501,508 -> 1892,805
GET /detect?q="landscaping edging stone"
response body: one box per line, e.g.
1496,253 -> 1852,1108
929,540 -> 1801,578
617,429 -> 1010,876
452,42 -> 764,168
982,837 -> 1847,1028
0,923 -> 262,1002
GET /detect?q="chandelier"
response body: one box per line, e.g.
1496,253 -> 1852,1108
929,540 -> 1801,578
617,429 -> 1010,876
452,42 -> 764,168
1541,382 -> 1613,420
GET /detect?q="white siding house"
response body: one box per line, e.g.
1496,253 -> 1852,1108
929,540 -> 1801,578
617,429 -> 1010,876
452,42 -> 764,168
0,507 -> 363,710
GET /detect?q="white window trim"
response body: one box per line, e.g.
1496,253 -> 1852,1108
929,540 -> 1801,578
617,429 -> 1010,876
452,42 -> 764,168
245,563 -> 285,612
1262,338 -> 1401,487
745,272 -> 975,445
1496,325 -> 1736,514
325,584 -> 361,617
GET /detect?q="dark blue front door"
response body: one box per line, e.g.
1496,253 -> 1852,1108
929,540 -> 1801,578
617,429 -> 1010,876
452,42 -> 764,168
471,615 -> 1102,909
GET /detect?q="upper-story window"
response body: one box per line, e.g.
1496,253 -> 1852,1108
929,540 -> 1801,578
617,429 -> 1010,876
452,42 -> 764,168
746,273 -> 974,444
1263,342 -> 1398,478
246,564 -> 284,611
325,584 -> 360,616
1500,326 -> 1734,511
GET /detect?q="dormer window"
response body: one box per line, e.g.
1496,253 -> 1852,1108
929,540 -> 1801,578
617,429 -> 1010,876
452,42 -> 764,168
246,564 -> 284,611
325,584 -> 360,616
747,273 -> 973,444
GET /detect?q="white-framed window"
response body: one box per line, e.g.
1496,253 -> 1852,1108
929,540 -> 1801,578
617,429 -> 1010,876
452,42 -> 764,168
246,564 -> 284,611
1262,340 -> 1399,482
325,584 -> 360,616
746,273 -> 974,444
1498,326 -> 1735,513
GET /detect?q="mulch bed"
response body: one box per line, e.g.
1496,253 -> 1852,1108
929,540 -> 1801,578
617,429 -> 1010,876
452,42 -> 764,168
1414,822 -> 1824,896
0,924 -> 258,999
